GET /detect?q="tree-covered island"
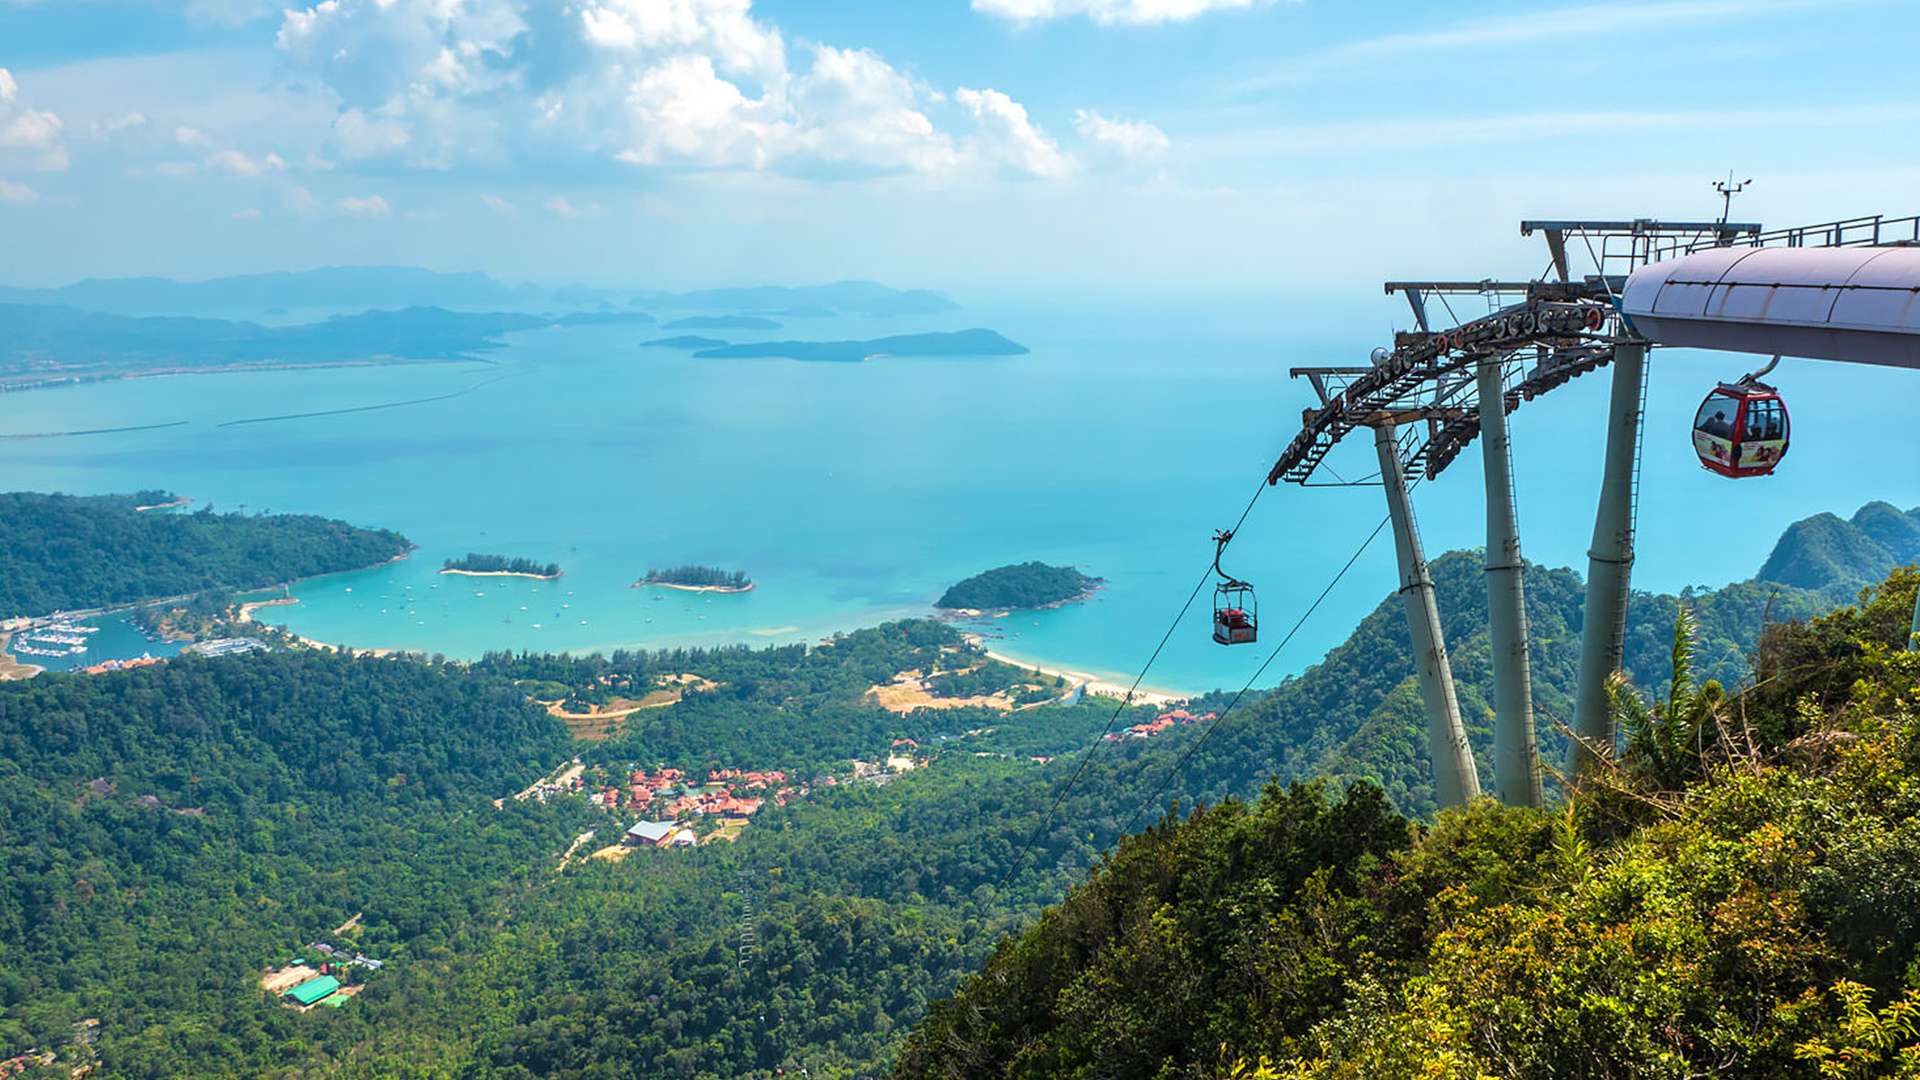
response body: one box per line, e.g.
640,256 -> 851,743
440,553 -> 562,579
936,561 -> 1102,611
637,565 -> 754,592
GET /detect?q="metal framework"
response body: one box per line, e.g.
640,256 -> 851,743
1266,212 -> 1916,807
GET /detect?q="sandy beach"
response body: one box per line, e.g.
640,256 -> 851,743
974,641 -> 1185,707
637,581 -> 755,594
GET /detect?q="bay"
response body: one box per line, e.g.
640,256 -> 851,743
1,294 -> 1915,694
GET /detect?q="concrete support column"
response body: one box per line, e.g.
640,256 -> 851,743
1375,422 -> 1481,808
1909,582 -> 1919,652
1571,341 -> 1649,778
1477,357 -> 1541,808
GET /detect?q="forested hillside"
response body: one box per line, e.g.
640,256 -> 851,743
0,650 -> 574,1073
898,567 -> 1920,1080
0,492 -> 411,617
0,502 -> 1909,1077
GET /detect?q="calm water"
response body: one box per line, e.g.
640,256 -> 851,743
3,295 -> 1916,693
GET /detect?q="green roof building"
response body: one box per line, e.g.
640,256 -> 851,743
284,975 -> 340,1006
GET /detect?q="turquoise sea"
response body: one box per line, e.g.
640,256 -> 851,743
3,294 -> 1916,694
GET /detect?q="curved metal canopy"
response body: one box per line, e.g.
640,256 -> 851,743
1623,246 -> 1920,369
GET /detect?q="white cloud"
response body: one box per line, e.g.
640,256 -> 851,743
480,192 -> 515,211
90,111 -> 149,140
956,87 -> 1074,179
338,193 -> 391,215
1234,0 -> 1894,91
1198,102 -> 1920,158
973,0 -> 1276,25
3,108 -> 62,150
232,207 -> 264,219
175,125 -> 216,148
0,178 -> 34,203
0,68 -> 68,173
786,45 -> 955,175
286,185 -> 318,214
204,148 -> 284,176
272,0 -> 1044,181
154,161 -> 199,178
545,194 -> 580,215
1073,109 -> 1169,165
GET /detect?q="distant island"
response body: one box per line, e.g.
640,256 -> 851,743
642,281 -> 959,317
441,554 -> 562,580
757,305 -> 835,318
662,316 -> 782,331
643,335 -> 729,349
936,562 -> 1101,612
694,329 -> 1029,363
549,312 -> 657,326
637,565 -> 754,593
0,305 -> 564,390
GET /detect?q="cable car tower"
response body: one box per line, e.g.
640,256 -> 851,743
1268,210 -> 1920,809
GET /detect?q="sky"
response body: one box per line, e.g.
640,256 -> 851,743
1,0 -> 1918,294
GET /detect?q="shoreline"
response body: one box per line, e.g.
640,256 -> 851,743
0,356 -> 459,396
637,581 -> 755,594
969,637 -> 1185,707
440,568 -> 563,581
134,496 -> 194,512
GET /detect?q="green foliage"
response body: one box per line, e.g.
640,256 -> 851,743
443,553 -> 562,577
936,562 -> 1099,611
643,564 -> 752,588
898,565 -> 1920,1080
0,492 -> 411,618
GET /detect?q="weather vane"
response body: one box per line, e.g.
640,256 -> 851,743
1714,171 -> 1753,227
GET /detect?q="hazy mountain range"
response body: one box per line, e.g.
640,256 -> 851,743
0,267 -> 961,318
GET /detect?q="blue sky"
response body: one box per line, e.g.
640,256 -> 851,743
1,0 -> 1916,292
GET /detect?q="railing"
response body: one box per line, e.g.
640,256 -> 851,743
1647,214 -> 1920,262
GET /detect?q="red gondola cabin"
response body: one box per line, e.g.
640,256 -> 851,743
1213,581 -> 1257,646
1691,380 -> 1788,479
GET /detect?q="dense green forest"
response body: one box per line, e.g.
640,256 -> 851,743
0,500 -> 1908,1077
897,567 -> 1920,1080
937,562 -> 1100,611
442,553 -> 562,577
643,565 -> 752,589
0,492 -> 411,618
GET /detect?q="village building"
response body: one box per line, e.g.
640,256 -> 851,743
624,821 -> 678,847
283,974 -> 340,1008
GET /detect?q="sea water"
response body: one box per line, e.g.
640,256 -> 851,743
2,295 -> 1915,694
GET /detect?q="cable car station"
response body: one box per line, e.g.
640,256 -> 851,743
1243,210 -> 1920,812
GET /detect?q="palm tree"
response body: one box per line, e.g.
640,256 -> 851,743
1607,607 -> 1729,793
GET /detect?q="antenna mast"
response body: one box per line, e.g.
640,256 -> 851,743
1714,171 -> 1753,228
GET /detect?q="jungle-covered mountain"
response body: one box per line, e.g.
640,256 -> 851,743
0,492 -> 410,618
896,566 -> 1920,1080
1756,500 -> 1920,601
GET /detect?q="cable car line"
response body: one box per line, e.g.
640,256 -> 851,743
1118,512 -> 1395,843
989,474 -> 1274,899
